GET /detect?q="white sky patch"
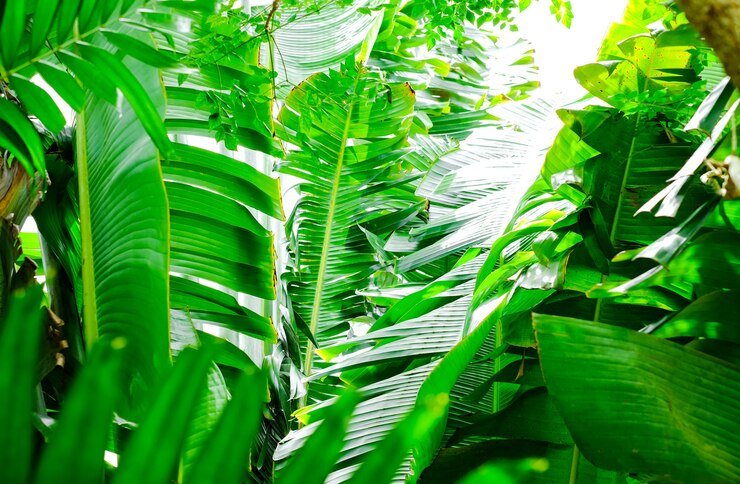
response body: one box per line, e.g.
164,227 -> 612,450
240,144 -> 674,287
517,0 -> 628,98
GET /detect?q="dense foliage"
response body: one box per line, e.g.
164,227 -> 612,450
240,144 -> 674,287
0,0 -> 737,482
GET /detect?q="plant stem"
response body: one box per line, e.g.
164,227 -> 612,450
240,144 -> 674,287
73,21 -> 98,351
569,445 -> 580,484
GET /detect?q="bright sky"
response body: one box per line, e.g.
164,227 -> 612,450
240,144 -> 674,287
517,0 -> 628,98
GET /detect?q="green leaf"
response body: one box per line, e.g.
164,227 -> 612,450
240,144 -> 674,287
56,0 -> 83,45
423,440 -> 620,483
351,393 -> 449,484
29,0 -> 62,57
0,286 -> 44,484
451,388 -> 573,446
58,50 -> 119,105
170,276 -> 273,341
684,76 -> 734,134
168,312 -> 230,474
162,142 -> 283,220
534,314 -> 740,481
639,98 -> 740,218
277,67 -> 416,378
75,38 -> 170,391
35,61 -> 86,111
77,41 -> 173,155
78,0 -> 102,32
10,75 -> 67,133
34,343 -> 123,484
102,29 -> 180,68
0,98 -> 46,173
267,0 -> 385,97
197,330 -> 258,370
276,390 -> 360,484
186,367 -> 266,483
0,0 -> 26,68
458,458 -> 549,484
576,28 -> 701,110
652,290 -> 740,343
113,347 -> 212,484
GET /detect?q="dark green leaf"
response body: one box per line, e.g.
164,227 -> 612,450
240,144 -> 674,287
114,348 -> 212,484
0,286 -> 44,484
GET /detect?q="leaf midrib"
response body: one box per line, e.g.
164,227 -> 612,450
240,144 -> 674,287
303,71 -> 364,381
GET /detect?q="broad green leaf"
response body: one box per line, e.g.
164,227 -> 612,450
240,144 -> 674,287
280,93 -> 556,478
114,347 -> 212,484
598,0 -> 663,60
534,314 -> 740,481
197,330 -> 258,370
58,51 -> 119,105
76,38 -> 170,390
159,25 -> 281,350
649,232 -> 740,291
0,286 -> 44,484
169,312 -> 230,473
162,142 -> 283,220
170,276 -> 273,341
569,109 -> 699,249
266,0 -> 385,96
576,28 -> 702,110
624,201 -> 716,266
166,187 -> 276,303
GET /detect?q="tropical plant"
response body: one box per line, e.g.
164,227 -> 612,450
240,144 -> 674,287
0,0 -> 738,483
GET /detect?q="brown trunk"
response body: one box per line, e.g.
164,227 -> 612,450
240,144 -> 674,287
678,0 -> 740,88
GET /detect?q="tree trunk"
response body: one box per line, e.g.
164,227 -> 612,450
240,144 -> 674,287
678,0 -> 740,89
